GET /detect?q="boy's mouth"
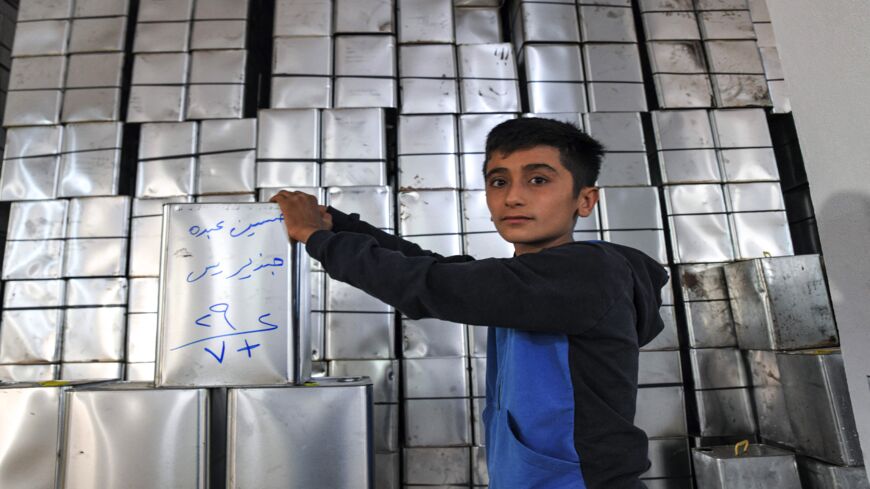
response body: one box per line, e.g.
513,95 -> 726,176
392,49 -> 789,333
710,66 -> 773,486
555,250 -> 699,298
502,215 -> 533,223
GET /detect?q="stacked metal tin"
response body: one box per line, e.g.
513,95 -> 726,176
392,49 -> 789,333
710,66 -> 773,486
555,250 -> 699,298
747,0 -> 789,113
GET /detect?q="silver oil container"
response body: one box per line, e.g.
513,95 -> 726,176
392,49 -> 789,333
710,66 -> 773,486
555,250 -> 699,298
692,444 -> 801,489
156,204 -> 310,386
798,456 -> 870,489
60,383 -> 208,489
226,378 -> 373,489
0,385 -> 64,489
724,255 -> 838,350
777,349 -> 863,466
744,349 -> 795,446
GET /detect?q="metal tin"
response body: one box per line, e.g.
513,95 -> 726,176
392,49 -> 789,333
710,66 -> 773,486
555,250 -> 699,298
604,230 -> 668,264
755,23 -> 777,49
643,305 -> 680,351
189,49 -> 246,84
186,84 -> 245,120
66,278 -> 128,306
710,108 -> 772,148
59,362 -> 123,380
398,155 -> 459,190
196,194 -> 256,203
4,127 -> 63,162
522,44 -> 583,82
513,3 -> 580,46
61,88 -> 122,123
274,0 -> 332,37
729,211 -> 793,259
129,215 -> 163,277
399,78 -> 459,114
131,53 -> 190,85
0,364 -> 58,382
398,0 -> 454,44
659,149 -> 721,183
587,82 -> 648,112
647,41 -> 707,74
18,0 -> 73,20
61,307 -> 125,362
2,239 -> 65,279
719,147 -> 779,182
654,73 -> 712,109
403,318 -> 466,358
3,280 -> 66,309
132,196 -> 192,217
526,82 -> 587,113
67,196 -> 130,238
373,402 -> 399,453
326,276 -> 392,313
270,76 -> 332,109
692,445 -> 800,488
126,85 -> 186,122
197,151 -> 256,194
464,232 -> 514,259
334,77 -> 397,109
3,90 -> 63,126
455,6 -> 502,45
128,277 -> 160,313
65,53 -> 124,88
322,161 -> 387,187
705,40 -> 765,74
405,398 -> 472,446
600,187 -> 663,230
399,190 -> 462,236
0,386 -> 64,489
140,122 -> 198,159
325,312 -> 394,360
668,213 -> 734,263
597,153 -> 651,187
643,438 -> 692,479
471,356 -> 486,397
653,109 -> 715,150
584,112 -> 645,152
690,348 -> 748,389
9,55 -> 67,90
461,189 -> 495,233
679,263 -> 729,301
458,43 -> 517,80
642,11 -> 700,41
744,349 -> 794,446
127,313 -> 158,363
257,108 -> 320,160
759,46 -> 783,79
322,108 -> 387,160
125,362 -> 156,381
797,457 -> 870,489
11,20 -> 70,57
63,122 -> 122,152
0,309 -> 63,363
58,150 -> 121,197
636,386 -> 688,437
8,200 -> 68,240
398,114 -> 457,155
137,0 -> 194,21
695,0 -> 749,9
334,0 -> 393,33
699,10 -> 755,40
272,36 -> 331,76
696,387 -> 758,436
194,0 -> 249,19
63,238 -> 128,277
132,21 -> 190,53
639,350 -> 683,385
157,204 -> 308,386
403,447 -> 470,485
60,386 -> 208,488
664,184 -> 726,215
376,452 -> 400,489
199,118 -> 256,153
777,350 -> 860,465
403,357 -> 469,398
460,153 -> 486,190
724,182 -> 785,212
190,19 -> 247,50
328,359 -> 399,403
459,113 -> 517,154
69,17 -> 127,53
404,234 -> 463,258
472,447 -> 487,484
135,158 -> 196,198
326,186 -> 393,228
334,35 -> 396,77
580,5 -> 637,42
399,44 -> 456,78
583,44 -> 643,83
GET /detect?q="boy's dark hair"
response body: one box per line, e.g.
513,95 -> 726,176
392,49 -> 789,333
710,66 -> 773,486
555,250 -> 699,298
483,117 -> 606,195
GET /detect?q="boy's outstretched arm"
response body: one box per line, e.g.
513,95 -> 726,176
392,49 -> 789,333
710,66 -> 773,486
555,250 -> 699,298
271,191 -> 635,334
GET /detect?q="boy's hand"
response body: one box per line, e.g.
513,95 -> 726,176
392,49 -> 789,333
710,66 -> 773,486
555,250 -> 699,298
269,191 -> 333,243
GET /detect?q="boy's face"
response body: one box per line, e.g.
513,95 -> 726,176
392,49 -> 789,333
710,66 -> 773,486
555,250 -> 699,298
484,145 -> 599,255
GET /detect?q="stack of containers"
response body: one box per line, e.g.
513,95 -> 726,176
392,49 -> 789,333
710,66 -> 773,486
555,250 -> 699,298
748,0 -> 790,113
641,1 -> 713,108
0,0 -> 13,132
195,118 -> 257,202
271,0 -> 333,109
454,0 -> 502,46
333,0 -> 397,109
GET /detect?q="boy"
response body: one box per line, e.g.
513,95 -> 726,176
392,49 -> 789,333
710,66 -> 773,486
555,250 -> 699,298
271,118 -> 669,488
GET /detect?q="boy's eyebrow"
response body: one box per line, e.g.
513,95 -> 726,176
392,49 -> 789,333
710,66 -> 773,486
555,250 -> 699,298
484,167 -> 508,179
484,163 -> 560,179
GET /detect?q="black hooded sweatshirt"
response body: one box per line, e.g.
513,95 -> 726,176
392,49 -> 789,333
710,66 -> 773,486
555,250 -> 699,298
306,208 -> 670,488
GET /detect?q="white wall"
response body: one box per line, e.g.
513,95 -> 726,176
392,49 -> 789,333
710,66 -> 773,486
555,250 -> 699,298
767,0 -> 870,470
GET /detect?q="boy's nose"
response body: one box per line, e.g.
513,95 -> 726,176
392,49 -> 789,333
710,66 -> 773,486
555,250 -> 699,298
504,184 -> 525,207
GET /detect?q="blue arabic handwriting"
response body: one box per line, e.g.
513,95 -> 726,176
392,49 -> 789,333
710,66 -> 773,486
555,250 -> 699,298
237,339 -> 260,358
225,258 -> 253,279
171,312 -> 279,351
186,262 -> 221,283
229,214 -> 284,238
205,341 -> 226,363
188,220 -> 225,240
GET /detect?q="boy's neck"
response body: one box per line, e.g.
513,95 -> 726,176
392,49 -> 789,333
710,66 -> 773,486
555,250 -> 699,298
513,234 -> 575,256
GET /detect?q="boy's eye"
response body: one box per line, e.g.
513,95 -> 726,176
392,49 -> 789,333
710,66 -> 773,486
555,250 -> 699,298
488,178 -> 507,188
530,176 -> 548,185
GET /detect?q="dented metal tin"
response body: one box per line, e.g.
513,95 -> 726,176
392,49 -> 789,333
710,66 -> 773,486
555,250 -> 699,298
398,0 -> 454,44
66,277 -> 128,306
58,150 -> 122,197
61,307 -> 126,362
399,190 -> 462,236
325,312 -> 395,360
398,114 -> 457,155
69,17 -> 128,53
3,280 -> 66,309
0,386 -> 64,489
322,108 -> 387,160
694,388 -> 757,437
692,445 -> 800,489
7,199 -> 68,240
0,309 -> 63,363
405,398 -> 472,447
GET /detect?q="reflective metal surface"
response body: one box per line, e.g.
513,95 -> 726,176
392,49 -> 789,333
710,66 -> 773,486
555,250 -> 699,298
227,380 -> 372,489
197,151 -> 256,194
744,349 -> 794,446
403,318 -> 467,358
669,213 -> 734,263
127,86 -> 187,123
335,35 -> 396,77
458,43 -> 517,79
398,155 -> 459,190
68,17 -> 128,53
325,313 -> 395,360
274,0 -> 332,37
2,239 -> 65,280
399,190 -> 462,236
3,280 -> 66,309
403,357 -> 469,398
0,386 -> 63,489
403,447 -> 470,485
334,0 -> 393,33
62,307 -> 126,362
398,115 -> 457,155
66,278 -> 128,306
398,0 -> 454,43
600,187 -> 663,230
67,196 -> 130,238
693,445 -> 800,489
61,386 -> 208,489
405,398 -> 471,446
7,200 -> 68,240
639,351 -> 683,385
328,359 -> 398,403
322,108 -> 387,160
0,309 -> 63,363
0,157 -> 60,201
798,457 -> 870,489
273,36 -> 332,76
690,348 -> 748,389
636,386 -> 687,437
326,186 -> 393,229
127,313 -> 158,363
665,184 -> 726,215
334,77 -> 397,109
659,149 -> 721,183
459,113 -> 517,153
326,275 -> 392,313
695,388 -> 757,437
62,238 -> 128,277
58,150 -> 121,197
685,301 -> 737,348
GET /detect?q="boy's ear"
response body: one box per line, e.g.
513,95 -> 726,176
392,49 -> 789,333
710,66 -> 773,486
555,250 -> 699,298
575,187 -> 599,218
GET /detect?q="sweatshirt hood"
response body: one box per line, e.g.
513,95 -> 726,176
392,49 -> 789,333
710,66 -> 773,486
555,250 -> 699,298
606,242 -> 670,347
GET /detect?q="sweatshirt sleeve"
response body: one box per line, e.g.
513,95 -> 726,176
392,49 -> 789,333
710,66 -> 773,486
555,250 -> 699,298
328,207 -> 472,263
306,229 -> 631,334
